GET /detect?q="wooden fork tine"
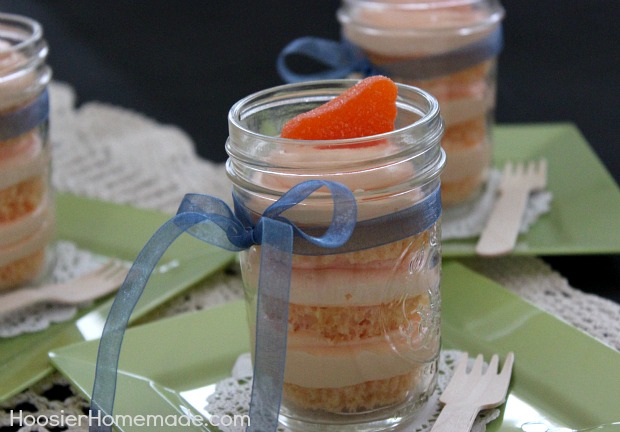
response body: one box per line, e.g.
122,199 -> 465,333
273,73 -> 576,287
440,353 -> 469,403
84,262 -> 114,281
526,160 -> 536,175
454,351 -> 469,375
471,353 -> 484,375
486,354 -> 499,374
100,261 -> 126,280
500,352 -> 515,381
92,260 -> 115,277
75,263 -> 126,292
515,161 -> 525,175
538,159 -> 548,185
107,261 -> 126,276
526,159 -> 546,189
105,262 -> 128,283
500,164 -> 510,189
492,353 -> 515,405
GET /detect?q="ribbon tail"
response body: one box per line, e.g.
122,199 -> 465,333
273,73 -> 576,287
89,212 -> 219,431
247,218 -> 293,432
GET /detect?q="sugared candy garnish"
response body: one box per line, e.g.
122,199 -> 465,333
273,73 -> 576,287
280,75 -> 398,141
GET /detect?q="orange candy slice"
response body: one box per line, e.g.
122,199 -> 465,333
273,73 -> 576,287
280,76 -> 398,142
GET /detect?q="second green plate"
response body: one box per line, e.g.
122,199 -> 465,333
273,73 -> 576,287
0,194 -> 235,403
443,123 -> 620,256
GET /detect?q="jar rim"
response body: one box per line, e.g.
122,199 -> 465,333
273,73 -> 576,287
0,13 -> 43,50
337,0 -> 505,35
226,79 -> 446,200
341,0 -> 493,9
227,78 -> 442,149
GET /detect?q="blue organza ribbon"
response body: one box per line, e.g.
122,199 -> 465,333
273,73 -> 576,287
88,180 -> 441,432
0,89 -> 49,140
277,26 -> 503,83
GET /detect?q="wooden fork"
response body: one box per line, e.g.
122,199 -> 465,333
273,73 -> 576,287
476,159 -> 548,256
431,352 -> 515,432
0,261 -> 128,315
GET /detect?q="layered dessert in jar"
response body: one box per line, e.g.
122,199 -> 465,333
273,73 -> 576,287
0,18 -> 54,292
338,0 -> 505,206
242,229 -> 441,417
227,77 -> 445,429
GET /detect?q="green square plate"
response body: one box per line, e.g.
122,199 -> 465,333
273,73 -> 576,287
443,123 -> 620,256
0,194 -> 236,403
49,261 -> 620,431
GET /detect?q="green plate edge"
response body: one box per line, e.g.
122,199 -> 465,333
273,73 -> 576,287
443,123 -> 620,257
49,261 -> 620,432
0,193 -> 236,403
442,261 -> 620,431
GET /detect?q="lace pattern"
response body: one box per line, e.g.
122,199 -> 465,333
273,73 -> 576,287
204,350 -> 499,432
0,241 -> 117,338
50,82 -> 232,214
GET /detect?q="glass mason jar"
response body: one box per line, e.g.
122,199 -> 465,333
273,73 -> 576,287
338,0 -> 505,207
0,13 -> 53,292
226,80 -> 445,431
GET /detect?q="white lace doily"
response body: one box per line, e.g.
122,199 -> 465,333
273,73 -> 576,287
0,372 -> 91,431
442,169 -> 553,240
49,81 -> 232,213
0,241 -> 117,338
204,350 -> 499,432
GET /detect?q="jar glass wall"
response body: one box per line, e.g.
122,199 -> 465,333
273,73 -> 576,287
226,80 -> 445,430
0,13 -> 53,292
338,0 -> 505,207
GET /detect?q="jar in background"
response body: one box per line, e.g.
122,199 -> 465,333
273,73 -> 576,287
338,0 -> 505,207
0,13 -> 53,292
226,80 -> 445,431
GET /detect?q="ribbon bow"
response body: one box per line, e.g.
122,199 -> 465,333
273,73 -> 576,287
89,180 -> 356,432
89,178 -> 442,431
277,26 -> 503,83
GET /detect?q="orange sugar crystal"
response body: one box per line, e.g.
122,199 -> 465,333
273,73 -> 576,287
280,75 -> 398,142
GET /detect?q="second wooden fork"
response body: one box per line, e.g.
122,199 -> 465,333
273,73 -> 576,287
476,159 -> 548,256
0,261 -> 128,315
431,352 -> 515,432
